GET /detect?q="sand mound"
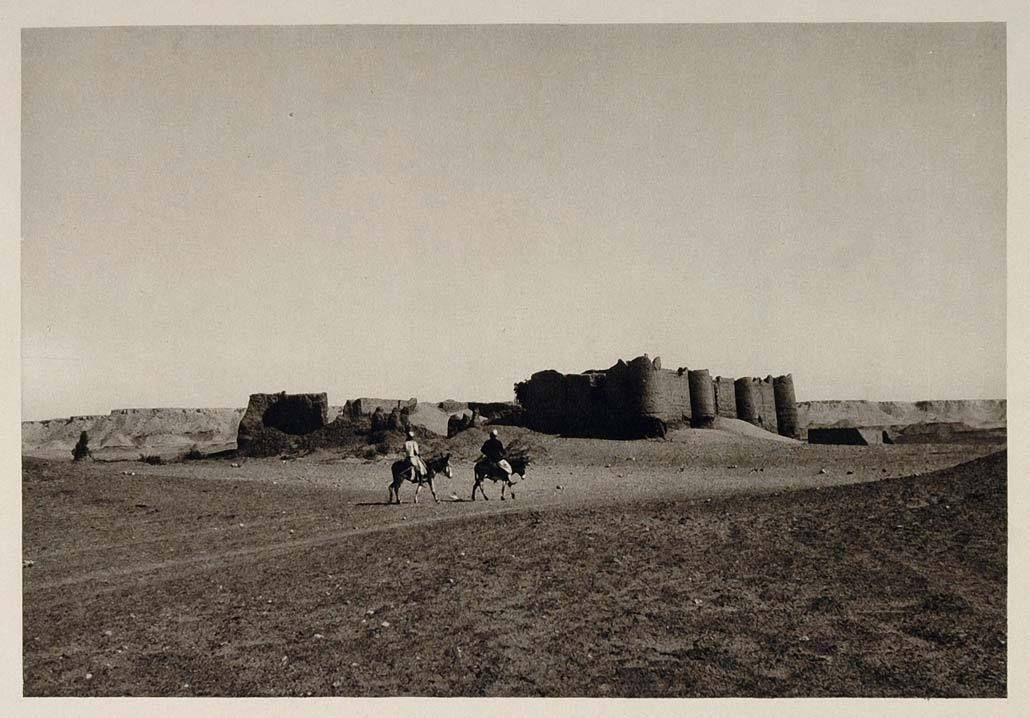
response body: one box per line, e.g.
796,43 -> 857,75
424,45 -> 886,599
891,422 -> 1007,445
22,408 -> 245,458
406,404 -> 456,436
712,417 -> 801,444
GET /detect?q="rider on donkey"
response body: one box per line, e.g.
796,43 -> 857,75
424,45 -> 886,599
403,430 -> 428,480
480,429 -> 513,478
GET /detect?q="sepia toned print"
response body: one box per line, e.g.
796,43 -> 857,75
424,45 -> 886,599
21,24 -> 1005,697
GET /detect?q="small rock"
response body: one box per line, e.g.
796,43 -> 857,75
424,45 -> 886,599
818,468 -> 828,475
351,662 -> 359,667
727,464 -> 738,469
183,683 -> 190,689
85,672 -> 93,680
556,485 -> 564,491
230,463 -> 241,468
846,470 -> 854,475
448,578 -> 455,584
313,633 -> 324,640
381,621 -> 390,628
289,529 -> 295,534
366,609 -> 376,616
281,655 -> 289,665
332,680 -> 342,688
22,559 -> 34,569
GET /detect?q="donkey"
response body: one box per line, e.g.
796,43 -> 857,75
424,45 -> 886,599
471,456 -> 530,501
388,453 -> 452,505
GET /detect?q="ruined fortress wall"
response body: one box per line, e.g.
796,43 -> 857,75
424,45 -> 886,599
351,398 -> 417,416
563,372 -> 598,435
652,369 -> 692,423
733,377 -> 778,433
687,369 -> 716,427
516,355 -> 791,438
773,375 -> 800,439
627,356 -> 661,417
754,378 -> 779,434
601,360 -> 634,427
713,377 -> 737,419
237,392 -> 328,456
519,370 -> 568,434
606,356 -> 691,432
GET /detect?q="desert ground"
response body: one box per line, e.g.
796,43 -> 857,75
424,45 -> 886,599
22,423 -> 1006,697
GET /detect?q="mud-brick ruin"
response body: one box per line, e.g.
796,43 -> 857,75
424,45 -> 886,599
515,354 -> 799,439
236,391 -> 330,456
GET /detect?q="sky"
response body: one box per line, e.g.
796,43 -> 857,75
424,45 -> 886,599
20,23 -> 1006,420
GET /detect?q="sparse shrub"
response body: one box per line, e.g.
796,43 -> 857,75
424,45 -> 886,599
361,446 -> 379,460
71,431 -> 91,462
183,446 -> 204,461
375,441 -> 392,455
139,454 -> 163,465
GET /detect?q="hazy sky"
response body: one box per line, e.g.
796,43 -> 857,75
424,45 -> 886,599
21,24 -> 1005,420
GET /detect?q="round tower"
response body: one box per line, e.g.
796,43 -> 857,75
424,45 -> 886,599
773,374 -> 800,439
734,377 -> 758,424
688,369 -> 716,428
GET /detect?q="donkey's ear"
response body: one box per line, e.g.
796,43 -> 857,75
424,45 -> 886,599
445,453 -> 451,460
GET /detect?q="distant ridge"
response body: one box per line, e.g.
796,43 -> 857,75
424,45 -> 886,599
798,400 -> 1006,429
